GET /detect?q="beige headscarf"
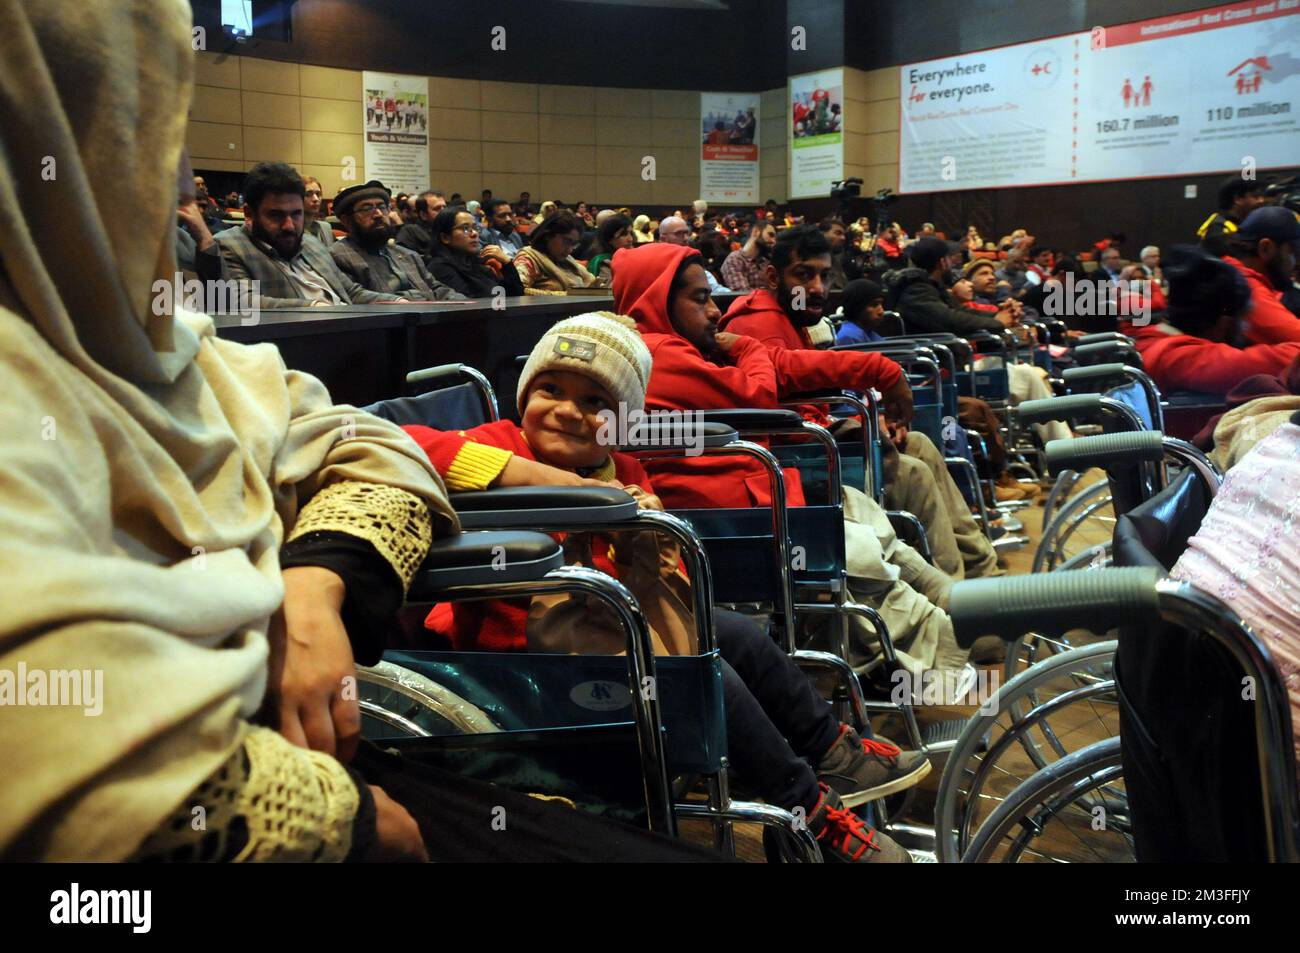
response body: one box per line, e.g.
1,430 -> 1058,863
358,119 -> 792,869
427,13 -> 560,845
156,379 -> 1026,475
0,0 -> 455,859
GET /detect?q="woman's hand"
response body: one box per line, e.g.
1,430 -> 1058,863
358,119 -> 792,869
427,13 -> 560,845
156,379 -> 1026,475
267,565 -> 361,762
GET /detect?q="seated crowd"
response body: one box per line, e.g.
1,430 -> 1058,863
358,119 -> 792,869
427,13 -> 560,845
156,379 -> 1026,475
10,0 -> 1300,865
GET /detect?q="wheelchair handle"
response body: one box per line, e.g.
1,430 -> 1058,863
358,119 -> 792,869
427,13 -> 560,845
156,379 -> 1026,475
1074,332 -> 1133,347
950,567 -> 1164,648
1044,430 -> 1166,476
1073,341 -> 1142,368
1016,393 -> 1105,425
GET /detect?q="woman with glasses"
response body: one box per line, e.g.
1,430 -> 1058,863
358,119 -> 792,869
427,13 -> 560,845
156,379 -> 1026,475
426,208 -> 525,298
514,210 -> 598,295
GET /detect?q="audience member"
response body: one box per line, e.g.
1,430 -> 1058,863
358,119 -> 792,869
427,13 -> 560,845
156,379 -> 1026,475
215,162 -> 406,308
328,180 -> 465,301
721,225 -> 1000,581
395,190 -> 448,264
660,215 -> 729,293
720,217 -> 776,291
1221,206 -> 1300,344
1126,244 -> 1300,395
885,237 -> 1016,334
302,175 -> 334,245
632,214 -> 655,244
514,210 -> 598,294
424,207 -> 525,298
481,198 -> 526,259
586,213 -> 633,286
611,242 -> 974,686
1199,174 -> 1268,257
819,216 -> 857,291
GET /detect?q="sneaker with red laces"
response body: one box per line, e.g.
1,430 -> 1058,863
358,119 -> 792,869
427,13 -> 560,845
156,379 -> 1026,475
817,724 -> 931,807
806,784 -> 911,863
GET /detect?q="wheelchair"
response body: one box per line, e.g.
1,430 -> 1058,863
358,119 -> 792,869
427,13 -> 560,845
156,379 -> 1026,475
946,563 -> 1299,862
353,360 -> 958,861
933,425 -> 1241,861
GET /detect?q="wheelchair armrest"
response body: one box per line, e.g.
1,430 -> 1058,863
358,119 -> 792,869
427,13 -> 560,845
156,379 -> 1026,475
1075,332 -> 1132,347
1016,393 -> 1104,425
1044,430 -> 1165,476
1073,341 -> 1142,367
451,486 -> 639,529
700,408 -> 806,433
1062,363 -> 1133,390
408,531 -> 564,597
950,567 -> 1163,647
617,420 -> 739,452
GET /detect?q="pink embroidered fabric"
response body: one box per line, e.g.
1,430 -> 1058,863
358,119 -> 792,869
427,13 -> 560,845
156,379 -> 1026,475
1170,422 -> 1300,771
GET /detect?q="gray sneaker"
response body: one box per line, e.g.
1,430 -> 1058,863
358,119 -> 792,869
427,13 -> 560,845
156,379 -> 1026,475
807,784 -> 912,863
817,725 -> 931,807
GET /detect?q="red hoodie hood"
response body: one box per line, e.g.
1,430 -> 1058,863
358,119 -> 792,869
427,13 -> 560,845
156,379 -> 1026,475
612,242 -> 702,337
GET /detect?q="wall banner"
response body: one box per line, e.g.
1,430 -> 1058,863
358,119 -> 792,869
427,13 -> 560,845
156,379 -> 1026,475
362,72 -> 430,196
700,92 -> 760,204
790,68 -> 845,198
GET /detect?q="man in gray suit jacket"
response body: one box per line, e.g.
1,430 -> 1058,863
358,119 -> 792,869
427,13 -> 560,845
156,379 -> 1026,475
214,161 -> 406,309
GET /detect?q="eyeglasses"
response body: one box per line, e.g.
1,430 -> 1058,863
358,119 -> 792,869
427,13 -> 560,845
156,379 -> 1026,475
352,202 -> 390,216
453,224 -> 479,235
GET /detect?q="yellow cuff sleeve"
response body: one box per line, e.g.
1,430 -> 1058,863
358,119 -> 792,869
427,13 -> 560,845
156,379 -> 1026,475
444,441 -> 514,491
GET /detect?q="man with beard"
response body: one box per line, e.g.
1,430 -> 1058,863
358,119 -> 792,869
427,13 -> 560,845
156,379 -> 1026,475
720,216 -> 776,291
720,225 -> 1001,581
818,216 -> 858,292
481,198 -> 525,259
1221,206 -> 1300,344
329,181 -> 465,301
215,162 -> 406,309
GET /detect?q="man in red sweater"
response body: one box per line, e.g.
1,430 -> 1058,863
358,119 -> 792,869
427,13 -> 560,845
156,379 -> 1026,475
720,224 -> 1000,581
1222,206 -> 1300,345
611,242 -> 974,689
1125,243 -> 1300,395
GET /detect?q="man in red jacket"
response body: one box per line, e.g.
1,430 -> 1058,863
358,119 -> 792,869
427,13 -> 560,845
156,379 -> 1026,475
1222,206 -> 1300,345
611,242 -> 974,689
720,225 -> 1000,581
1125,244 -> 1300,395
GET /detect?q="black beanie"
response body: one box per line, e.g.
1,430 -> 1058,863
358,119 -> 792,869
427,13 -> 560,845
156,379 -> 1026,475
908,236 -> 951,273
842,279 -> 884,325
1164,244 -> 1251,332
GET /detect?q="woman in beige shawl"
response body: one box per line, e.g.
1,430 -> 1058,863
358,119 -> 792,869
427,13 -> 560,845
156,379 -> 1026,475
0,0 -> 714,864
514,210 -> 601,294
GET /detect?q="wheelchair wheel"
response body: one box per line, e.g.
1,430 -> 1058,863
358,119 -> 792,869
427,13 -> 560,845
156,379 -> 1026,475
357,661 -> 500,738
1031,477 -> 1114,573
961,737 -> 1132,863
934,642 -> 1118,863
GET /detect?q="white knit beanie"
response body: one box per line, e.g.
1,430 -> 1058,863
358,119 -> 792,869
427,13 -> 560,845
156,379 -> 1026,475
516,312 -> 651,414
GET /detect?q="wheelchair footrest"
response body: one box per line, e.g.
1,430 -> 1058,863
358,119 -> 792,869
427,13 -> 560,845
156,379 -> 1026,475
921,717 -> 973,753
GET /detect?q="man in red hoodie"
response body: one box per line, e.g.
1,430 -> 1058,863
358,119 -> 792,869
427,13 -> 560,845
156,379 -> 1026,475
1125,244 -> 1300,395
611,241 -> 973,688
1222,206 -> 1300,345
720,224 -> 1000,581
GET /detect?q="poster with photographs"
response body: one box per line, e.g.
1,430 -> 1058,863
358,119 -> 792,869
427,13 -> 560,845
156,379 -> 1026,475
789,68 -> 845,198
700,92 -> 760,203
362,71 -> 429,196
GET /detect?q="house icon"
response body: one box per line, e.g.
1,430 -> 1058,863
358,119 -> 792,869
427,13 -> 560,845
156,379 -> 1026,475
1228,56 -> 1272,76
1228,56 -> 1271,94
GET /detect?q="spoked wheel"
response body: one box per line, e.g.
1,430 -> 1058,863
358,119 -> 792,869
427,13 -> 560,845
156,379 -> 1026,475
961,737 -> 1132,863
934,642 -> 1119,863
357,661 -> 500,738
1032,478 -> 1115,573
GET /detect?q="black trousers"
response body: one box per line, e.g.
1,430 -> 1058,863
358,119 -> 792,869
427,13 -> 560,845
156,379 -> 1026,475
714,608 -> 844,813
354,742 -> 728,862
